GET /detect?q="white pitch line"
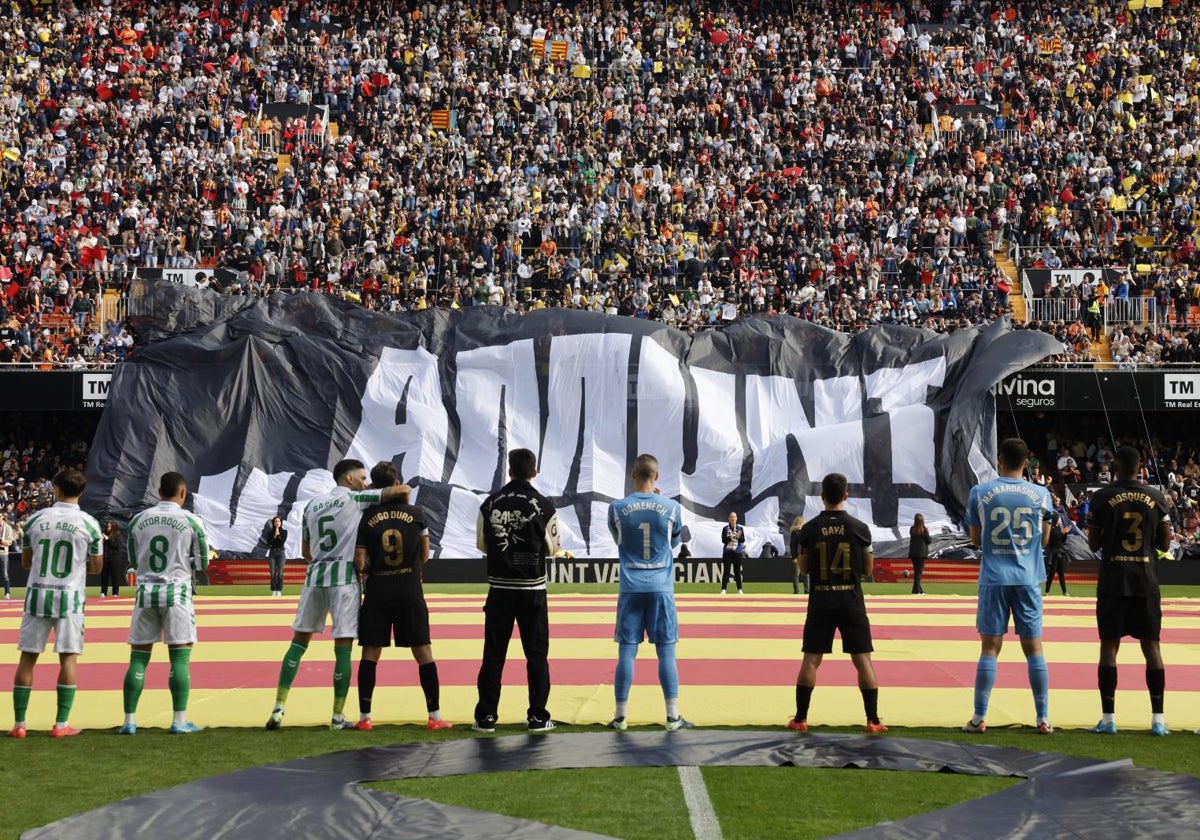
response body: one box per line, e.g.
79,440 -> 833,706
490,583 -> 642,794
678,765 -> 723,840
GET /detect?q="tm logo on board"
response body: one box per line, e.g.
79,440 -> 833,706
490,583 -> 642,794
81,373 -> 112,408
1163,374 -> 1200,408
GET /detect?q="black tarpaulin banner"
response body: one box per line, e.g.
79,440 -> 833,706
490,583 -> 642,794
83,282 -> 1062,558
27,731 -> 1200,840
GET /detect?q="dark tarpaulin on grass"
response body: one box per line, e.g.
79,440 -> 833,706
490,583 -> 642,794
24,731 -> 1200,840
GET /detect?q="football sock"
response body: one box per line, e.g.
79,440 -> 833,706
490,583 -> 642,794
332,646 -> 351,717
168,647 -> 192,713
1099,665 -> 1118,715
614,700 -> 628,719
358,659 -> 377,716
1027,654 -> 1049,721
795,685 -> 814,721
419,662 -> 440,714
614,642 -> 637,703
666,697 -> 679,719
973,655 -> 997,720
861,687 -> 880,723
274,641 -> 308,706
655,642 -> 679,701
1146,668 -> 1165,715
12,684 -> 30,725
123,649 -> 152,715
55,684 -> 76,727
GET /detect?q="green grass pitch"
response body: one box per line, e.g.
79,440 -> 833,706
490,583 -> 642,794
1,583 -> 1198,839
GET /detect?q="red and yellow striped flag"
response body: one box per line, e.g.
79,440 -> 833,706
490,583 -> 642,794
430,110 -> 450,131
550,40 -> 568,62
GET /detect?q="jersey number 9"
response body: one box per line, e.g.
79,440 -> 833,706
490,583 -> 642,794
381,529 -> 405,566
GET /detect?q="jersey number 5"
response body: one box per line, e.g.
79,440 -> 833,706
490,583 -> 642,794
989,506 -> 1037,548
317,515 -> 337,553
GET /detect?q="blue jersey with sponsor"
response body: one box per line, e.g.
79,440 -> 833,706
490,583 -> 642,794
963,478 -> 1054,586
608,492 -> 682,593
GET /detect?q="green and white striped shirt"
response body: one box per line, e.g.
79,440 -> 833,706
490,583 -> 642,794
22,503 -> 102,618
301,486 -> 382,588
127,501 -> 209,608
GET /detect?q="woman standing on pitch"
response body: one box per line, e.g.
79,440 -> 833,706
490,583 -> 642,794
266,517 -> 288,597
908,514 -> 930,595
789,516 -> 808,594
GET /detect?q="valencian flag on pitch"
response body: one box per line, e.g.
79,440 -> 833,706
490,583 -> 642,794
84,283 -> 1062,560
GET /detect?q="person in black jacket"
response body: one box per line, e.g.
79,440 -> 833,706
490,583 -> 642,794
719,512 -> 746,594
99,520 -> 124,598
473,449 -> 561,733
908,514 -> 930,595
265,517 -> 288,597
789,515 -> 808,594
1044,498 -> 1070,597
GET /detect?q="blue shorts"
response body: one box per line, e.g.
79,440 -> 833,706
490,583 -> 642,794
614,591 -> 678,645
976,584 -> 1043,638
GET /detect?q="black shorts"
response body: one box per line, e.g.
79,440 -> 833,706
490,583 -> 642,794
358,589 -> 431,648
802,594 -> 874,655
1096,594 -> 1161,642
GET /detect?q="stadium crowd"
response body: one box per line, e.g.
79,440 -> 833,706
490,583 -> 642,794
1013,423 -> 1200,541
0,0 -> 1196,367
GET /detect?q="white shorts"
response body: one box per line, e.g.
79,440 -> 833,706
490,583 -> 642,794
292,583 -> 360,638
18,613 -> 85,655
128,604 -> 198,646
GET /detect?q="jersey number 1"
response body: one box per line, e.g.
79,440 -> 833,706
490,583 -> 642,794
637,522 -> 652,560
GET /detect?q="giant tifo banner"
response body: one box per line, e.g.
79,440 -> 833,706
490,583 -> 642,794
83,283 -> 1062,559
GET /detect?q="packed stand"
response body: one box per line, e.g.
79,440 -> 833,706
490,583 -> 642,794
1,0 -> 1199,350
1005,422 -> 1200,544
0,415 -> 98,597
1108,324 -> 1200,366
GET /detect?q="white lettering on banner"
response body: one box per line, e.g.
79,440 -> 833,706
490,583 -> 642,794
191,334 -> 961,557
538,333 -> 630,499
867,357 -> 946,413
636,339 -> 687,498
1164,374 -> 1200,407
445,341 -> 540,489
890,405 -> 937,491
193,467 -> 331,557
683,367 -> 742,507
745,374 -> 811,498
346,347 -> 449,485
